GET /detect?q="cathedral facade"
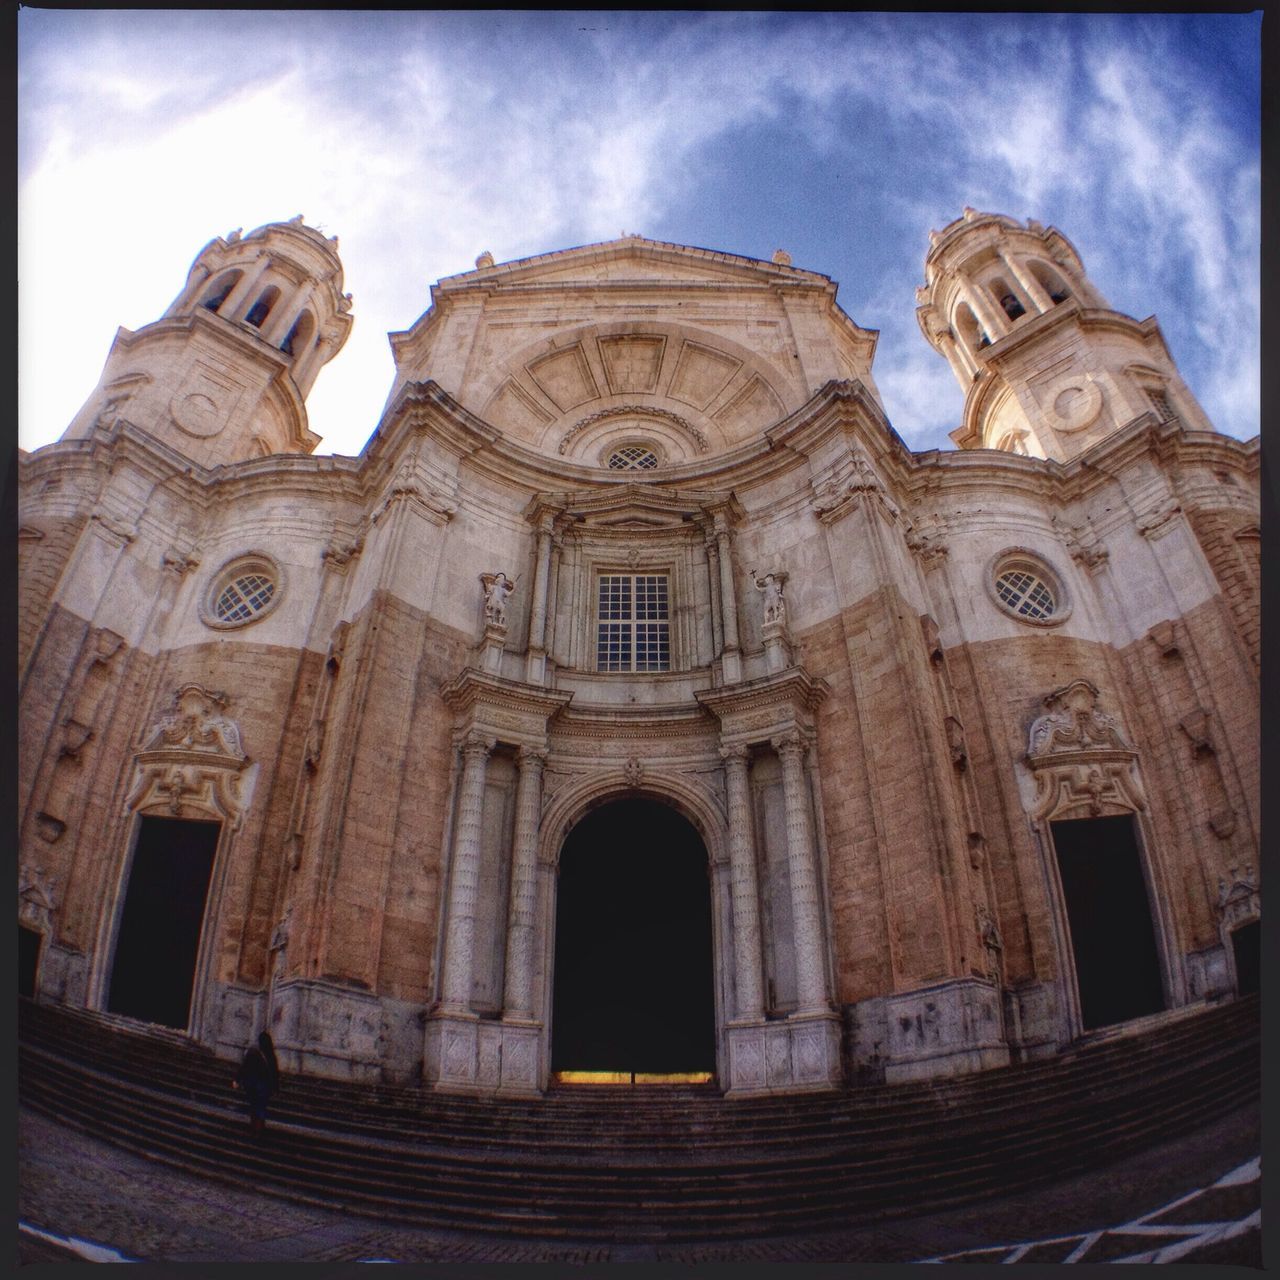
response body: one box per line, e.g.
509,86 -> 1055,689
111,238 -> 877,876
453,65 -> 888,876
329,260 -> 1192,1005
18,210 -> 1260,1096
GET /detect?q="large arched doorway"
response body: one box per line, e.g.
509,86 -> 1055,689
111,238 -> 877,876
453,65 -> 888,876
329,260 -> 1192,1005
551,797 -> 716,1076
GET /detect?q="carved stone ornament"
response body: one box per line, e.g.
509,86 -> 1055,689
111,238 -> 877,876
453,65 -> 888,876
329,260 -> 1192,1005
1135,497 -> 1182,541
480,572 -> 516,628
624,757 -> 645,787
18,864 -> 57,932
372,457 -> 457,526
811,451 -> 898,525
558,405 -> 708,455
1217,865 -> 1259,929
124,684 -> 249,827
1026,680 -> 1146,820
1054,514 -> 1108,570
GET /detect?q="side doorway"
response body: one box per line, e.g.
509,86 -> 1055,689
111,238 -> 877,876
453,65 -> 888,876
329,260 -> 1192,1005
1050,814 -> 1166,1031
107,815 -> 221,1030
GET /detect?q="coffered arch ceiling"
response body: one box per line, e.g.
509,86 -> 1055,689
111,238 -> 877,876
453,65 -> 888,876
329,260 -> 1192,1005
473,323 -> 797,461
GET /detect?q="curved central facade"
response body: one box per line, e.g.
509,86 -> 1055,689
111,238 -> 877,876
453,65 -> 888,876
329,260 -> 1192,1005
18,217 -> 1260,1097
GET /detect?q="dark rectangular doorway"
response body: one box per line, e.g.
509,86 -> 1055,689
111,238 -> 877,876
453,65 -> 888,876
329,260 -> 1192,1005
1231,921 -> 1259,996
19,925 -> 42,998
107,815 -> 220,1030
1051,814 -> 1165,1031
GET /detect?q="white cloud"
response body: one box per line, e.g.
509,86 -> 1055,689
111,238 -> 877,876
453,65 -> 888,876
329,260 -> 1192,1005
18,12 -> 1258,459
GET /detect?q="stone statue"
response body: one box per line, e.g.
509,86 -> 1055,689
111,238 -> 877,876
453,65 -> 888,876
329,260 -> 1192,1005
752,570 -> 786,624
480,572 -> 516,627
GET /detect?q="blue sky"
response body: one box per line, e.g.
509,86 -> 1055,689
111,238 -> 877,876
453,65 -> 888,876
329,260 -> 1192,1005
18,11 -> 1261,459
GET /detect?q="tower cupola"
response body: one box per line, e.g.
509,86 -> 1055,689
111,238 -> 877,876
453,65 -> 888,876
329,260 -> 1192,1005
63,217 -> 353,466
916,208 -> 1209,461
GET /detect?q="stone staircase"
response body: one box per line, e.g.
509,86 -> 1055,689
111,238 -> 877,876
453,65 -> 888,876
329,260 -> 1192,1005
18,996 -> 1259,1243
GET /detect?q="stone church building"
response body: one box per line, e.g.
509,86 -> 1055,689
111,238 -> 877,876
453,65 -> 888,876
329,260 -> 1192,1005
18,208 -> 1259,1096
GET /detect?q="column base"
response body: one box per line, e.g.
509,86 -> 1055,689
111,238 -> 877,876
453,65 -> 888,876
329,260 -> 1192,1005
723,1011 -> 842,1095
880,976 -> 1010,1083
424,1011 -> 544,1094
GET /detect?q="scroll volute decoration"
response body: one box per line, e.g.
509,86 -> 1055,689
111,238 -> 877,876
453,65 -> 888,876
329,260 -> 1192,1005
1026,680 -> 1147,820
124,684 -> 249,827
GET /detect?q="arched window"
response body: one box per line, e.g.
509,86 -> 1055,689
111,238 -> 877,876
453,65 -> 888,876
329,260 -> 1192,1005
244,286 -> 280,329
1029,260 -> 1071,305
994,430 -> 1030,455
990,277 -> 1026,321
281,309 -> 315,358
199,271 -> 241,314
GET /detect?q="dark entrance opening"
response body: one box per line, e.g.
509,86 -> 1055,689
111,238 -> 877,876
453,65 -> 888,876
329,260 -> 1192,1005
107,815 -> 220,1030
19,925 -> 42,998
1051,814 -> 1165,1031
551,798 -> 715,1075
1231,921 -> 1260,996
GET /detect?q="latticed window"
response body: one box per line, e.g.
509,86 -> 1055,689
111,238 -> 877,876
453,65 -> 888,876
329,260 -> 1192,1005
214,573 -> 276,624
596,574 -> 670,671
1146,388 -> 1177,422
994,568 -> 1056,620
607,445 -> 660,471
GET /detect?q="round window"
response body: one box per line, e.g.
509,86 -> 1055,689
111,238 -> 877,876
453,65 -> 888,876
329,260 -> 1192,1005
202,555 -> 283,629
606,443 -> 660,471
985,550 -> 1070,626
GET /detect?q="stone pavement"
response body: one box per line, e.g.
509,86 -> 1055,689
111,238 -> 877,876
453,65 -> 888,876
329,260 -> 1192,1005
17,1100 -> 1261,1265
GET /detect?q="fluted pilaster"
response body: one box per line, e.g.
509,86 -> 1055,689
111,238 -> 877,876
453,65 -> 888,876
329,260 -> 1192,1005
774,731 -> 828,1012
503,746 -> 547,1020
721,745 -> 764,1020
440,734 -> 494,1010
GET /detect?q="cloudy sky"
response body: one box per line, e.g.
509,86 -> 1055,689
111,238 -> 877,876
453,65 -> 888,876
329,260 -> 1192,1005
18,11 -> 1261,459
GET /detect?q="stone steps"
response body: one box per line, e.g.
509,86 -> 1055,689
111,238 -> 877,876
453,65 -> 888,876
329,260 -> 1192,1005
18,995 -> 1258,1241
20,995 -> 1255,1139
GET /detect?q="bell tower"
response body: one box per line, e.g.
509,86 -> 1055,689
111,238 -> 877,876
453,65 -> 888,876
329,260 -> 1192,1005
915,207 -> 1212,460
63,216 -> 353,467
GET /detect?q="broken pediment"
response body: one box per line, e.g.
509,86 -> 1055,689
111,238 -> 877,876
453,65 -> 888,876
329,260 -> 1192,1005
527,484 -> 738,534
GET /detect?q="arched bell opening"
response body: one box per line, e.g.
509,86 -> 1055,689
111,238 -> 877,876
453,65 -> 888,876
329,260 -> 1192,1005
549,796 -> 717,1080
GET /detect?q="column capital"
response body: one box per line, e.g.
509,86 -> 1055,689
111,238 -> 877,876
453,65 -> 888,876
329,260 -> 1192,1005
719,743 -> 752,767
771,730 -> 808,760
516,744 -> 549,769
461,733 -> 496,761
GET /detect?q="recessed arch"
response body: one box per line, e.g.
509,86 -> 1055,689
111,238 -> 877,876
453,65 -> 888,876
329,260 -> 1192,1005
549,794 -> 717,1075
538,770 -> 726,869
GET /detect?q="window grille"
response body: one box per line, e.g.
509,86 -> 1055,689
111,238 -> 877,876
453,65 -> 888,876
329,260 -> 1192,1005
607,445 -> 660,471
994,568 -> 1056,620
596,574 -> 670,671
1146,388 -> 1176,422
214,573 -> 276,624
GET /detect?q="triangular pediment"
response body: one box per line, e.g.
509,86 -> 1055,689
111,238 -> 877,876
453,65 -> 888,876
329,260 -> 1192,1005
441,238 -> 828,295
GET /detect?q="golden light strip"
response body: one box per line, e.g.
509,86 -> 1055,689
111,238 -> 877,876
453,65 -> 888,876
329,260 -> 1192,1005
552,1071 -> 714,1086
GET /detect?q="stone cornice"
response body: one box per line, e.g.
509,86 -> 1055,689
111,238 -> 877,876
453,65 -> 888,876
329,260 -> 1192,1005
440,668 -> 574,720
553,702 -> 714,740
696,666 -> 830,721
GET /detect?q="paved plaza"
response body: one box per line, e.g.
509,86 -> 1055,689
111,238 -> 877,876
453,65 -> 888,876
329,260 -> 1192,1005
18,1100 -> 1260,1266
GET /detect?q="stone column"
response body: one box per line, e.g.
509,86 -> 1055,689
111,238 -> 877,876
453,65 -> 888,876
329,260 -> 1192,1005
705,532 -> 724,657
503,746 -> 546,1020
715,516 -> 742,681
721,745 -> 764,1021
439,734 -> 494,1011
525,515 -> 555,683
221,255 -> 271,321
774,732 -> 828,1012
958,278 -> 1007,343
262,280 -> 314,346
940,330 -> 977,382
998,249 -> 1053,313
